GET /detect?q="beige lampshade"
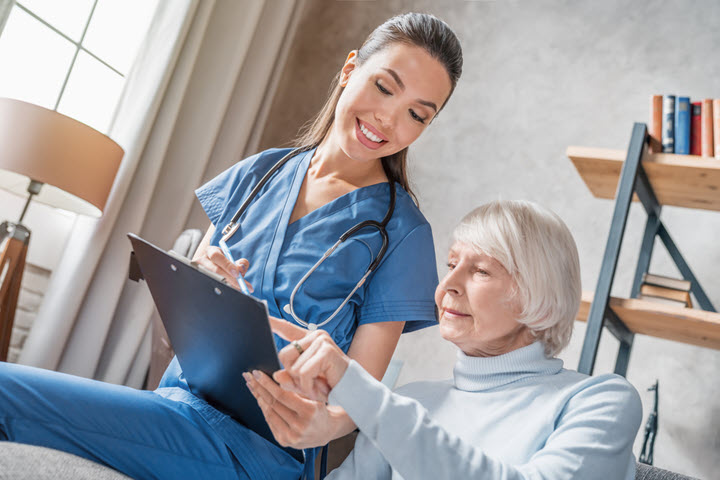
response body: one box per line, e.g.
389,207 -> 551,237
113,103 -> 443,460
0,97 -> 124,217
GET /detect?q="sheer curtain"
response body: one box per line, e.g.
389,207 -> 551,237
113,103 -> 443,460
0,0 -> 13,35
19,0 -> 302,386
18,0 -> 200,372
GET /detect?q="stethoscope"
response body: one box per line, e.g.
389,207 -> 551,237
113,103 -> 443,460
220,147 -> 396,331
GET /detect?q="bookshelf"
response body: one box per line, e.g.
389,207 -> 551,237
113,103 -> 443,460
567,123 -> 719,376
569,147 -> 720,211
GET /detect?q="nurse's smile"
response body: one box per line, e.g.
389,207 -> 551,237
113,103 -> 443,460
355,118 -> 387,150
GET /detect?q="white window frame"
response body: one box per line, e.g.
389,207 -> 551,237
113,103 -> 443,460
14,0 -> 126,112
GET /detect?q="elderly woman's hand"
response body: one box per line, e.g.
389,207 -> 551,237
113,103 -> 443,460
243,317 -> 351,448
271,316 -> 350,401
243,369 -> 346,449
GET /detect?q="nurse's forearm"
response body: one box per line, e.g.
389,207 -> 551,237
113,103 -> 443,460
346,321 -> 404,383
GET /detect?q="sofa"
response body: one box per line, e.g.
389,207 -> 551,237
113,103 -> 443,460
0,441 -> 701,480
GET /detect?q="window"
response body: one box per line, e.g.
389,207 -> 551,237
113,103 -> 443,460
0,0 -> 159,134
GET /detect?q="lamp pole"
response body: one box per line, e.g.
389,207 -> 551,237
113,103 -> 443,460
0,180 -> 38,361
16,180 -> 43,225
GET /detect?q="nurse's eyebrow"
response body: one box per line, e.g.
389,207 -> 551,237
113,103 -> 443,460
383,68 -> 406,90
382,68 -> 438,113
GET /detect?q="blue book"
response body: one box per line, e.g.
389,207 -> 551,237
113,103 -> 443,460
662,95 -> 675,153
674,96 -> 690,154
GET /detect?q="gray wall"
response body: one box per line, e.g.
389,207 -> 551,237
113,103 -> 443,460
259,1 -> 720,477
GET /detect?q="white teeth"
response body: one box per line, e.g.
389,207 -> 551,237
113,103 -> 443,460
359,123 -> 383,143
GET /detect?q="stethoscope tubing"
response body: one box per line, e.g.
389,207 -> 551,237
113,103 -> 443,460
221,147 -> 396,330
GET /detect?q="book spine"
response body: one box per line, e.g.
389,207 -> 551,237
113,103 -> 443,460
714,99 -> 720,159
662,95 -> 675,153
642,273 -> 692,291
702,99 -> 714,157
690,102 -> 702,156
649,95 -> 663,153
674,96 -> 690,154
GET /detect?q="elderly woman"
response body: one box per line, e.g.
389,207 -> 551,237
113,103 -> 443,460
244,200 -> 642,479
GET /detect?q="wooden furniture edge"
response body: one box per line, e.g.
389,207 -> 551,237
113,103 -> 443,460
566,146 -> 720,211
577,291 -> 720,350
567,145 -> 720,169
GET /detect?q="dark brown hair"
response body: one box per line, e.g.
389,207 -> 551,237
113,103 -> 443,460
294,13 -> 463,203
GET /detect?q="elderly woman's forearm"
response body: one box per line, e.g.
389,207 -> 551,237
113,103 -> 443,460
328,361 -> 640,480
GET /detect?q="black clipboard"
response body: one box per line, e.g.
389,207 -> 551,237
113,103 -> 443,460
127,233 -> 302,462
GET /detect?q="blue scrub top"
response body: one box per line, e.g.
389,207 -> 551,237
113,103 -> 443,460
196,147 -> 438,353
159,147 -> 439,479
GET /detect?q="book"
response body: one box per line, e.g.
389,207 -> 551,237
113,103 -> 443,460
642,273 -> 691,291
702,99 -> 714,157
714,99 -> 720,159
674,96 -> 690,154
639,284 -> 693,308
662,95 -> 675,153
690,102 -> 702,156
637,294 -> 690,308
649,95 -> 663,153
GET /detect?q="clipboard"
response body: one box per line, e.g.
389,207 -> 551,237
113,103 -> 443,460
127,233 -> 302,462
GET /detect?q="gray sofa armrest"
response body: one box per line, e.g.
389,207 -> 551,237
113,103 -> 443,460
636,462 -> 700,480
0,442 -> 131,480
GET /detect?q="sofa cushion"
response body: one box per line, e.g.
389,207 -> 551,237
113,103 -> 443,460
0,442 -> 131,480
636,462 -> 699,480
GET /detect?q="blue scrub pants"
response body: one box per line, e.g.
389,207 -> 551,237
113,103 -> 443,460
0,362 -> 250,479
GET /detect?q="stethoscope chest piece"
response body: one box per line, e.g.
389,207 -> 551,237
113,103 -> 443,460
282,304 -> 319,331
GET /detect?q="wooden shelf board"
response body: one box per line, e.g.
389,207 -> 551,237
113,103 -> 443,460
567,146 -> 720,212
577,291 -> 720,350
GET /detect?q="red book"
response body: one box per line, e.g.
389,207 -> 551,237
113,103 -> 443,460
690,102 -> 702,155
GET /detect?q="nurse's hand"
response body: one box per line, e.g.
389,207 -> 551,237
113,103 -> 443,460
244,369 -> 345,449
196,246 -> 254,292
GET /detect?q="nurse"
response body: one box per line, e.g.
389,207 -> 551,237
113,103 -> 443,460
0,11 -> 463,480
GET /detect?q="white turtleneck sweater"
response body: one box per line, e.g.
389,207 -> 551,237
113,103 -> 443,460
327,341 -> 642,480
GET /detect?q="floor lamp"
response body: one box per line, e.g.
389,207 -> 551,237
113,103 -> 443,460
0,97 -> 124,362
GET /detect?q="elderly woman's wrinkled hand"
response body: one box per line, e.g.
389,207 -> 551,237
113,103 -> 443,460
243,317 -> 351,448
243,369 -> 341,449
267,316 -> 350,402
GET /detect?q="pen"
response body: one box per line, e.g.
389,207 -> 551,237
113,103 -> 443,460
218,239 -> 251,295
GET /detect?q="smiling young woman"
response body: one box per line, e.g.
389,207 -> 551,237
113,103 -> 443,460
295,12 -> 462,205
0,12 -> 463,480
289,42 -> 452,224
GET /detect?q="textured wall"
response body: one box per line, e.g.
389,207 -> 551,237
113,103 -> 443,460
259,1 -> 720,477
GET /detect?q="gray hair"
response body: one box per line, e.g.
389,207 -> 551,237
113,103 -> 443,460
452,200 -> 581,357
